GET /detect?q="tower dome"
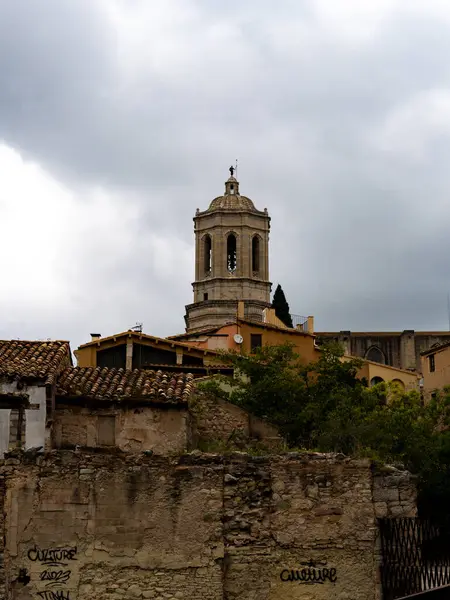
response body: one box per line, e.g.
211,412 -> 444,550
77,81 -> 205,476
207,175 -> 257,212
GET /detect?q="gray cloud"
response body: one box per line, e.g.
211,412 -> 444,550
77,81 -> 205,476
2,0 -> 450,350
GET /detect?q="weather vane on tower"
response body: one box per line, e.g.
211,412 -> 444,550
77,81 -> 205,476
229,159 -> 238,178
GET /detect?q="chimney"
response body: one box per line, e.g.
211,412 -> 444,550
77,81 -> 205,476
90,333 -> 101,341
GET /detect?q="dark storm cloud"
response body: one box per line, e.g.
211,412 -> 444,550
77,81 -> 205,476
2,0 -> 450,345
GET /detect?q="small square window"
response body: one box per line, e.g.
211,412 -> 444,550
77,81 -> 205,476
203,293 -> 209,301
250,334 -> 262,352
429,354 -> 435,373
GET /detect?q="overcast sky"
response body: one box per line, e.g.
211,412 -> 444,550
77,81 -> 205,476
2,0 -> 450,350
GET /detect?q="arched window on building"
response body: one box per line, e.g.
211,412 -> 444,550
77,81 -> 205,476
370,376 -> 384,387
392,378 -> 406,391
252,235 -> 260,275
204,235 -> 212,274
227,233 -> 237,272
366,346 -> 386,364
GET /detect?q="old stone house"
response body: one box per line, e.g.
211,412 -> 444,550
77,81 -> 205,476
53,367 -> 195,455
0,340 -> 72,457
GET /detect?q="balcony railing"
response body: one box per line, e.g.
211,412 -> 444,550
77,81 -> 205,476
242,304 -> 312,333
290,314 -> 309,331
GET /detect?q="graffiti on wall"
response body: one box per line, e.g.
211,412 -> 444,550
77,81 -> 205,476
279,560 -> 337,584
27,545 -> 77,599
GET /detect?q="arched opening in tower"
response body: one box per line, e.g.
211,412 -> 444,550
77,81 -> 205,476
204,235 -> 212,274
252,236 -> 260,274
227,233 -> 237,272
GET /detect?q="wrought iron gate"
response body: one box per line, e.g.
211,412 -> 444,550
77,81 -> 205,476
379,518 -> 450,600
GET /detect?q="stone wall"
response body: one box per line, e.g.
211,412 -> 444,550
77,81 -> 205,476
52,405 -> 189,455
189,393 -> 281,450
0,451 -> 416,600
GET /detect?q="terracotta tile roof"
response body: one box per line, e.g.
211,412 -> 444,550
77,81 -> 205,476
0,340 -> 72,384
56,367 -> 194,405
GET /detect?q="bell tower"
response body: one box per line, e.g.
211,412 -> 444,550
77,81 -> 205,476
184,168 -> 272,332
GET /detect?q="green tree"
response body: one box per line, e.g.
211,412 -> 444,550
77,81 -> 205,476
199,342 -> 450,515
272,284 -> 293,328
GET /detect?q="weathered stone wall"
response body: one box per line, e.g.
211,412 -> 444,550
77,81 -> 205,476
189,393 -> 281,450
1,451 -> 416,600
0,473 -> 6,600
373,466 -> 417,518
52,405 -> 189,455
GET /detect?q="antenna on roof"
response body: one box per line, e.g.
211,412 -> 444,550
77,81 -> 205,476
131,322 -> 143,333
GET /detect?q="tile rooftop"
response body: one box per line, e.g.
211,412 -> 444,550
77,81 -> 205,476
56,367 -> 194,404
0,340 -> 71,384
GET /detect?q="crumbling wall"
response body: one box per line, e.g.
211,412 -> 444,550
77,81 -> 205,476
0,473 -> 5,600
373,466 -> 417,518
189,393 -> 281,450
1,451 -> 417,600
52,405 -> 189,455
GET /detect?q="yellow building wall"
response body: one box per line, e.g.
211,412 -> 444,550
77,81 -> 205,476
75,345 -> 99,367
351,359 -> 419,392
421,345 -> 450,395
235,321 -> 318,364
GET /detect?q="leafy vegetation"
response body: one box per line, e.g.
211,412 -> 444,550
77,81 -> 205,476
199,342 -> 450,517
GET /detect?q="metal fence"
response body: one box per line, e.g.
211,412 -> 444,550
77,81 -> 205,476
379,518 -> 450,600
290,314 -> 309,330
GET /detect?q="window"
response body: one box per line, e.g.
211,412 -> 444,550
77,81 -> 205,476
252,236 -> 260,274
97,416 -> 116,446
429,354 -> 435,373
204,235 -> 212,274
203,293 -> 209,301
366,346 -> 385,364
9,408 -> 25,449
227,234 -> 237,272
97,344 -> 126,369
250,334 -> 262,352
370,376 -> 384,387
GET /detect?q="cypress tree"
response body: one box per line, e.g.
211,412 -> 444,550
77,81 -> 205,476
271,284 -> 293,328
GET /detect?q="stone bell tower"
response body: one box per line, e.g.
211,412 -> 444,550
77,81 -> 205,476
184,168 -> 272,332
